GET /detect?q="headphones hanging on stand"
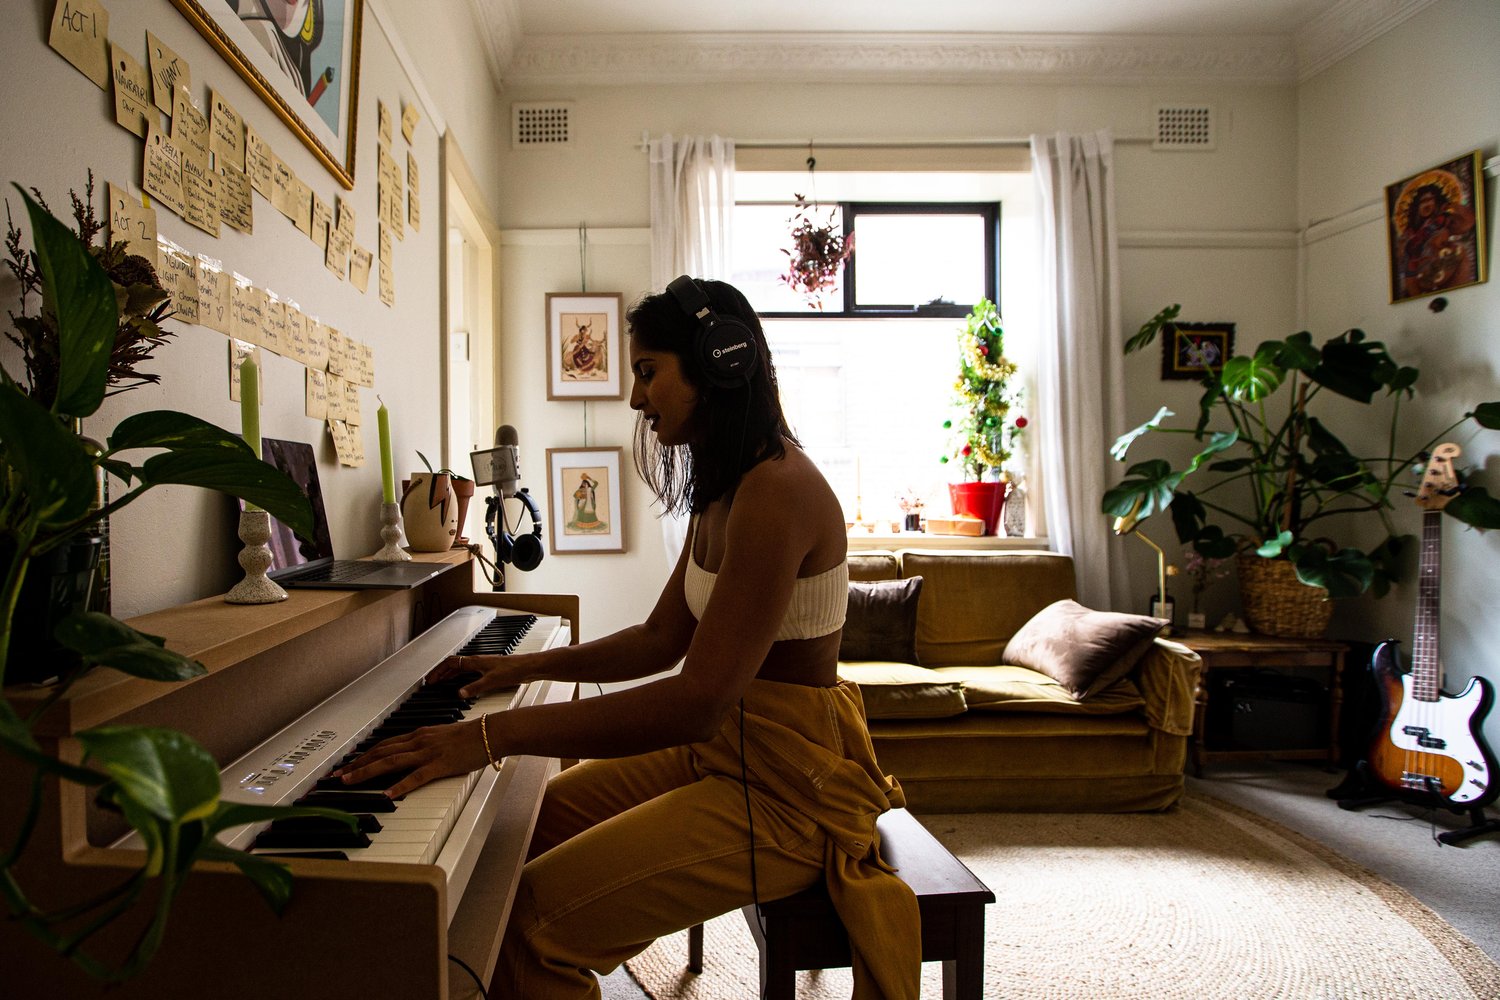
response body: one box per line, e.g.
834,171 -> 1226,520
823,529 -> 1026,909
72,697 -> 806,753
494,488 -> 544,572
666,275 -> 760,388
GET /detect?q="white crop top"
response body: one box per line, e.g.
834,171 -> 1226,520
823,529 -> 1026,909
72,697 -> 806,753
683,516 -> 848,640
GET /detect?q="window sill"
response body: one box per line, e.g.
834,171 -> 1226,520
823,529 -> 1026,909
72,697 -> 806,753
845,531 -> 1049,551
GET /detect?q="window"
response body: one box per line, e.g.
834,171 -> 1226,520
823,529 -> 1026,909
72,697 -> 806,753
732,173 -> 1035,532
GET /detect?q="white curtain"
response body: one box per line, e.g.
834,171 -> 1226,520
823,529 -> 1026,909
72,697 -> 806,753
646,134 -> 736,566
1029,131 -> 1131,612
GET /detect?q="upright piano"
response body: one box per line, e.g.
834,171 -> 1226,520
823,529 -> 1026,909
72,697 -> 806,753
1,553 -> 576,999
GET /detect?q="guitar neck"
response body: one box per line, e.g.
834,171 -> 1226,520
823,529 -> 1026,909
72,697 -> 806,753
1412,508 -> 1442,702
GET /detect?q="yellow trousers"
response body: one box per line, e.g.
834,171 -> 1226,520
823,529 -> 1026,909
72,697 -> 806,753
489,679 -> 921,1000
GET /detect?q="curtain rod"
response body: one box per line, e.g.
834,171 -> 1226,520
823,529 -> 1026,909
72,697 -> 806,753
636,133 -> 1152,151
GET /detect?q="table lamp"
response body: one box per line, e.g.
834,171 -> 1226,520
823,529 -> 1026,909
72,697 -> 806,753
1112,498 -> 1171,629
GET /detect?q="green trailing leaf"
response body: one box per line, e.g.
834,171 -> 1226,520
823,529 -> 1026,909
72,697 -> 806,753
1110,407 -> 1173,461
108,411 -> 259,454
53,613 -> 207,683
1273,332 -> 1320,372
1470,402 -> 1500,429
1310,329 -> 1392,404
206,802 -> 357,838
1100,460 -> 1181,521
1445,486 -> 1500,529
138,451 -> 313,540
77,726 -> 221,825
197,842 -> 295,914
1289,545 -> 1374,599
16,187 -> 116,417
1220,345 -> 1285,403
1256,530 -> 1294,558
0,382 -> 96,527
1124,303 -> 1181,354
1366,534 -> 1410,599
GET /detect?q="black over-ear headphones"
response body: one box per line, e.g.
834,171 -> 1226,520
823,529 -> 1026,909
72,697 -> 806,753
665,275 -> 760,389
498,488 -> 544,572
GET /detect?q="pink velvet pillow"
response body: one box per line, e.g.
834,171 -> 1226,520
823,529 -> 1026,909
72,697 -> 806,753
1001,599 -> 1167,700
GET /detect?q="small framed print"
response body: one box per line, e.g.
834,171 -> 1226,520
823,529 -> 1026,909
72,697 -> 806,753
1385,150 -> 1488,304
1162,321 -> 1234,380
546,292 -> 624,400
546,447 -> 626,554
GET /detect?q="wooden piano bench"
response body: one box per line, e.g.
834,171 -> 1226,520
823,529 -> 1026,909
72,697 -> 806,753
686,808 -> 995,999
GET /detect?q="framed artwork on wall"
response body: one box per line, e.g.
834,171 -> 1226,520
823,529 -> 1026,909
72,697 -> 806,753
1161,321 -> 1234,380
546,447 -> 626,555
1384,149 -> 1488,304
546,293 -> 625,400
168,0 -> 363,188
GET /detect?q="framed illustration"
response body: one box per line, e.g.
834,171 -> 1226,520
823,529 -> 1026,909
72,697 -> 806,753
1385,150 -> 1488,304
546,447 -> 626,554
168,0 -> 363,188
1161,321 -> 1234,380
546,293 -> 624,400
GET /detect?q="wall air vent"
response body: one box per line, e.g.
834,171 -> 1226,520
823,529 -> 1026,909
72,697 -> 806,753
1152,105 -> 1215,151
512,103 -> 573,148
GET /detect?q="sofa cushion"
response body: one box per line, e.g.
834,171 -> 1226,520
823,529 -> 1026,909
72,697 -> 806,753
848,551 -> 899,582
840,576 -> 923,663
899,550 -> 1077,666
1002,599 -> 1167,700
837,662 -> 968,720
932,665 -> 1147,715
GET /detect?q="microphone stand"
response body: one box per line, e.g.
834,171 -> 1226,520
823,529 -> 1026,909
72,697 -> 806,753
483,494 -> 506,591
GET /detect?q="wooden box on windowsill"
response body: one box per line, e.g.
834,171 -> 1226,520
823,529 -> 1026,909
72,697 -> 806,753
925,515 -> 986,537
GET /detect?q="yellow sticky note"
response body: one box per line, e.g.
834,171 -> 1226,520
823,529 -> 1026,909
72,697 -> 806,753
195,256 -> 231,334
146,31 -> 188,115
401,101 -> 421,143
217,163 -> 253,234
107,181 -> 157,258
49,0 -> 110,90
143,123 -> 186,217
181,156 -> 220,237
349,246 -> 372,293
170,86 -> 211,170
378,100 -> 392,147
245,124 -> 274,197
305,368 -> 328,420
209,88 -> 245,173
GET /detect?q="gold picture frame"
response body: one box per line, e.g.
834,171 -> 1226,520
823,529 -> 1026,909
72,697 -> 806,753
168,0 -> 363,188
1384,150 -> 1488,304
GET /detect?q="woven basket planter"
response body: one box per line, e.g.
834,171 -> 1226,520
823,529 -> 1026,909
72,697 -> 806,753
1237,554 -> 1332,638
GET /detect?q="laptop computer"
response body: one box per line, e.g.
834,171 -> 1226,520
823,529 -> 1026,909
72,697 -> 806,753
255,438 -> 448,590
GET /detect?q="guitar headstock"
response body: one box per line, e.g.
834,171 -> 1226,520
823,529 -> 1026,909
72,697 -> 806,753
1416,443 -> 1462,511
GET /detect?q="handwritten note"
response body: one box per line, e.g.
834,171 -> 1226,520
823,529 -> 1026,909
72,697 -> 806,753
378,223 -> 392,263
326,374 -> 347,420
181,155 -> 220,237
271,156 -> 296,218
344,382 -> 362,426
325,328 -> 345,377
217,163 -> 253,234
143,123 -> 186,217
358,342 -> 375,388
401,101 -> 421,144
170,86 -> 210,169
107,182 -> 156,257
291,177 -> 313,235
407,151 -> 421,231
209,88 -> 245,172
244,123 -> 274,197
286,304 -> 310,364
231,278 -> 263,346
155,236 -> 199,324
378,261 -> 395,308
261,295 -> 287,355
305,368 -> 328,420
196,256 -> 231,334
49,0 -> 110,90
306,318 -> 329,370
146,32 -> 188,115
378,100 -> 392,147
111,43 -> 153,137
310,194 -> 331,251
324,225 -> 351,279
349,245 -> 372,293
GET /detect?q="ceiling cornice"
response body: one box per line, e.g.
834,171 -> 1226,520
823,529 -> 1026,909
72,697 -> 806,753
1295,0 -> 1438,82
465,0 -> 522,91
501,31 -> 1300,88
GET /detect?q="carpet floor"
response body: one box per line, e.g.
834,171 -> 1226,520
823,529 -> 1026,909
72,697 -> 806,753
623,793 -> 1500,999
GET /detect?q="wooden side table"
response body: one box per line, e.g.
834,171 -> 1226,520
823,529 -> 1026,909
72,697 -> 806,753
1172,630 -> 1348,776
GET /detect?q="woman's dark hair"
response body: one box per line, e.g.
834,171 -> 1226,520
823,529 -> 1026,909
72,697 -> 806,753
627,278 -> 799,515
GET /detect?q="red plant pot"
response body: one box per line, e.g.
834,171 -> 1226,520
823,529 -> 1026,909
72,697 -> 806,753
947,481 -> 1011,536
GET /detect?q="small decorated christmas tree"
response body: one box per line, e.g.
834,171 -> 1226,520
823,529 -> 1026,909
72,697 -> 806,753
941,299 -> 1024,482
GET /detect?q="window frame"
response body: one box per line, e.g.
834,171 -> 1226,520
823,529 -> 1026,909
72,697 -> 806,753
757,200 -> 1001,319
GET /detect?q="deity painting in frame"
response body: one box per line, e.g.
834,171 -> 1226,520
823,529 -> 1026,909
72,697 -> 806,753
169,0 -> 363,188
1161,321 -> 1234,381
546,293 -> 624,400
1385,150 -> 1488,304
546,447 -> 625,554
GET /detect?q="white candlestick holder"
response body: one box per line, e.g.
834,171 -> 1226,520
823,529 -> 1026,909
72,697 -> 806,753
372,501 -> 412,561
225,508 -> 288,604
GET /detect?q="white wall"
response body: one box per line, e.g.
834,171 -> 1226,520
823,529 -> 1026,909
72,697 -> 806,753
1297,0 -> 1500,750
0,1 -> 499,618
488,79 -> 1301,640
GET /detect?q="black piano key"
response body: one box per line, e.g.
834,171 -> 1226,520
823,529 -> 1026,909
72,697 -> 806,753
253,828 -> 373,850
268,814 -> 382,834
296,791 -> 398,812
255,851 -> 350,861
315,770 -> 407,792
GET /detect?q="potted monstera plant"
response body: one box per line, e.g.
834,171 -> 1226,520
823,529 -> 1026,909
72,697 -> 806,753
0,187 -> 353,981
1102,305 -> 1500,636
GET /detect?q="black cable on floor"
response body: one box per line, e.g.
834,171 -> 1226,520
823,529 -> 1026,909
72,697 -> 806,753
448,953 -> 489,998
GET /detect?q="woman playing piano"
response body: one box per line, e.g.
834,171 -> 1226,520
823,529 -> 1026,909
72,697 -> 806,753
336,277 -> 919,999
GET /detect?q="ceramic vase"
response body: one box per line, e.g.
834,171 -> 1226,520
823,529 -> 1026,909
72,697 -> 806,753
401,472 -> 458,552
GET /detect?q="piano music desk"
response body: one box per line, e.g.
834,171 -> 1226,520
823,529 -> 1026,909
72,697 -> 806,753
2,551 -> 577,999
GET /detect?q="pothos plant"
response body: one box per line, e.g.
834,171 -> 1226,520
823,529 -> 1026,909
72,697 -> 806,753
1102,305 -> 1500,599
780,193 -> 853,310
940,298 -> 1025,481
0,187 -> 354,981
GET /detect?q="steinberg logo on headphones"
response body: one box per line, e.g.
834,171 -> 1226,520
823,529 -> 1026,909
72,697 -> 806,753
713,341 -> 750,360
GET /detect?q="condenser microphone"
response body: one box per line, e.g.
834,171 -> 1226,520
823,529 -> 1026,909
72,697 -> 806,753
471,424 -> 521,496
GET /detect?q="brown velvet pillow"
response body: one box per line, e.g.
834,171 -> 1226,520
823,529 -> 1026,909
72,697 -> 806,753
839,577 -> 923,663
1001,599 -> 1167,700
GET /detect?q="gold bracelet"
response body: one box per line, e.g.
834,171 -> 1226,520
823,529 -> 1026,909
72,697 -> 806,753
479,712 -> 502,771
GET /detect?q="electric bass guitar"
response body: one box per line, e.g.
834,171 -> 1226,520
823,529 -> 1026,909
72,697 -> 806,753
1366,443 -> 1498,810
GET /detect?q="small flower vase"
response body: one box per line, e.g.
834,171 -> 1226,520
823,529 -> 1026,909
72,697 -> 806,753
225,508 -> 288,604
372,501 -> 412,561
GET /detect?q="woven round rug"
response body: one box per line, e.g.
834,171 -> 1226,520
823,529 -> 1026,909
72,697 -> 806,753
624,793 -> 1500,999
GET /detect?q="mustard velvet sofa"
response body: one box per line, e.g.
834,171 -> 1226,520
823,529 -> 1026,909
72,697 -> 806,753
840,549 -> 1201,813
